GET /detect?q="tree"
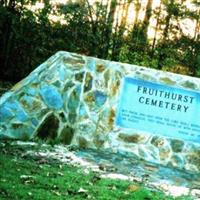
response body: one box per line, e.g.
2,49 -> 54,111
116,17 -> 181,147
133,0 -> 141,28
142,0 -> 153,40
151,2 -> 161,52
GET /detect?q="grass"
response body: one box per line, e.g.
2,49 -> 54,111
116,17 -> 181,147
0,142 -> 193,200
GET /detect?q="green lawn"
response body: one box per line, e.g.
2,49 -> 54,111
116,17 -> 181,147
0,142 -> 193,200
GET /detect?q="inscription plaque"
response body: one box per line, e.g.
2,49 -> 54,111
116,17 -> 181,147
116,77 -> 200,143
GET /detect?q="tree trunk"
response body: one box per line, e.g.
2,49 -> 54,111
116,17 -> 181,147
142,0 -> 153,40
194,13 -> 200,41
157,0 -> 174,70
101,0 -> 117,58
152,2 -> 161,51
120,0 -> 130,27
133,0 -> 141,28
110,0 -> 131,60
163,0 -> 174,41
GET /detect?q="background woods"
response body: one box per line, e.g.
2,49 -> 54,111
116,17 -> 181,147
0,0 -> 199,82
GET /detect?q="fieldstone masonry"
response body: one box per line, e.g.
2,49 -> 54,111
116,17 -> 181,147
0,51 -> 200,173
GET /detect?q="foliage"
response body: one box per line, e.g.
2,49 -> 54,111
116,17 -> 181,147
0,0 -> 199,82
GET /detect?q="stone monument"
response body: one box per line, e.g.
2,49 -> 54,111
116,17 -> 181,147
0,51 -> 199,173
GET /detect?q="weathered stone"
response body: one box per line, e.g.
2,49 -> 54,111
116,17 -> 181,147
103,70 -> 110,88
36,108 -> 49,121
108,108 -> 115,130
96,63 -> 106,73
0,105 -> 14,121
151,136 -> 166,148
1,51 -> 200,174
68,113 -> 77,124
94,91 -> 107,107
1,101 -> 28,122
186,150 -> 200,171
136,72 -> 156,81
86,57 -> 96,71
74,121 -> 96,146
78,121 -> 96,133
59,112 -> 67,123
24,83 -> 39,96
93,134 -> 106,148
84,72 -> 93,92
58,65 -> 68,82
78,102 -> 88,121
109,71 -> 122,96
159,77 -> 176,85
63,81 -> 75,92
75,72 -> 85,82
94,78 -> 108,92
31,118 -> 39,126
78,136 -> 89,149
0,124 -> 7,132
52,80 -> 61,88
159,146 -> 171,161
110,79 -> 120,97
40,85 -> 63,109
118,133 -> 146,144
138,145 -> 159,162
169,154 -> 185,168
181,81 -> 198,89
43,71 -> 57,83
84,90 -> 107,111
36,113 -> 59,140
11,122 -> 23,129
170,140 -> 184,153
63,54 -> 85,68
20,95 -> 42,113
67,85 -> 81,112
150,136 -> 172,161
10,122 -> 34,140
59,125 -> 74,144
